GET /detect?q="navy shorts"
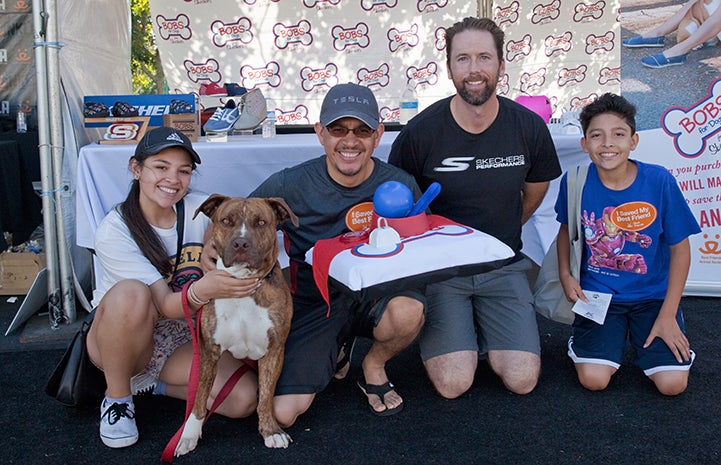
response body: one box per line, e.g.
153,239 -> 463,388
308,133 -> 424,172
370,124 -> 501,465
568,299 -> 695,375
275,289 -> 425,396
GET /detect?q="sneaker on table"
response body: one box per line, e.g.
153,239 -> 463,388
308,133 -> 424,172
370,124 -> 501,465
199,82 -> 228,96
559,110 -> 582,134
111,101 -> 139,117
224,82 -> 247,96
83,101 -> 109,118
169,99 -> 193,114
203,99 -> 240,133
99,398 -> 138,448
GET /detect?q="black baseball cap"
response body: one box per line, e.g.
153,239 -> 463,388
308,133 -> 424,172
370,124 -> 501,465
134,126 -> 201,164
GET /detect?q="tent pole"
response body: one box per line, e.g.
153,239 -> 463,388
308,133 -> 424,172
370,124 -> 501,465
32,0 -> 64,327
45,0 -> 76,324
479,0 -> 492,18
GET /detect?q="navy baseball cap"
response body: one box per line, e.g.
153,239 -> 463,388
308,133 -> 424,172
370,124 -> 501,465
320,83 -> 380,130
134,126 -> 201,165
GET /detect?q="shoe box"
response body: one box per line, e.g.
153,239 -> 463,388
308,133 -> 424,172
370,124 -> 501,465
163,113 -> 199,142
0,251 -> 46,295
83,94 -> 197,144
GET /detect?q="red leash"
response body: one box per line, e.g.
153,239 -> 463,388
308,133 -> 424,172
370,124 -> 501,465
161,282 -> 256,462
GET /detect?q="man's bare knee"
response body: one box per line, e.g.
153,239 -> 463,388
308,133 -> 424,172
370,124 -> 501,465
424,351 -> 477,399
215,389 -> 258,419
578,373 -> 611,391
502,371 -> 539,394
378,296 -> 425,340
431,371 -> 474,399
488,350 -> 540,394
273,393 -> 314,428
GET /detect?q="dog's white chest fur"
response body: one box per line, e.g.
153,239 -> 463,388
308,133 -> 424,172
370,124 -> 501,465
212,297 -> 273,360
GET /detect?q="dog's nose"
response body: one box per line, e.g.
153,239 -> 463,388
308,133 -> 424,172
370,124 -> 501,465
232,237 -> 250,252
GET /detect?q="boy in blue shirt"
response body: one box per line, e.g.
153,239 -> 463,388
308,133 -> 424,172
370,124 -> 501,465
555,93 -> 701,395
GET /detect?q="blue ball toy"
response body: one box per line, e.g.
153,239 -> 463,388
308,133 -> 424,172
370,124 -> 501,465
373,181 -> 414,218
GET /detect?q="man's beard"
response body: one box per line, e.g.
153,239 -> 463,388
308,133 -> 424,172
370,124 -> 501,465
329,152 -> 364,178
457,76 -> 497,106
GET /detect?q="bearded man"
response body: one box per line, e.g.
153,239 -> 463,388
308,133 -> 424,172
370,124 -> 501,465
388,17 -> 561,399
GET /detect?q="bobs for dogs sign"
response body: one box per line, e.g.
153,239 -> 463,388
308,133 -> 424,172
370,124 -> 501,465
635,76 -> 721,296
662,79 -> 721,158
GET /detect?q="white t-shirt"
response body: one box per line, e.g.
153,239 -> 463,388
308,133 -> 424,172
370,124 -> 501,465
92,192 -> 210,307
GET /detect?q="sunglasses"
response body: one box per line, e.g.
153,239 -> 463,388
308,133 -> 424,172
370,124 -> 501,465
325,124 -> 376,139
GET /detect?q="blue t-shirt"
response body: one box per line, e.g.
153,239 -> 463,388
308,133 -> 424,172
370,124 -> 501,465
556,161 -> 700,302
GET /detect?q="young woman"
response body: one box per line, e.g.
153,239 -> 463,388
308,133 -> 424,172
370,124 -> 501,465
86,127 -> 262,449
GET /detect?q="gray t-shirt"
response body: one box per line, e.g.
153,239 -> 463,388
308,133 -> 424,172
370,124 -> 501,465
251,155 -> 420,304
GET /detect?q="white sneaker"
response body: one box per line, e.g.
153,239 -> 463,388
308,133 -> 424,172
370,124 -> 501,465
99,398 -> 139,448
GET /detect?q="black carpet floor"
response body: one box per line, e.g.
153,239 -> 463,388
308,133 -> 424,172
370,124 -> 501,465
2,296 -> 720,465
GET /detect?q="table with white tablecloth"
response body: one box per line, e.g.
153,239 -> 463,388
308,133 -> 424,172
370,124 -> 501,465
76,133 -> 338,250
75,131 -> 586,272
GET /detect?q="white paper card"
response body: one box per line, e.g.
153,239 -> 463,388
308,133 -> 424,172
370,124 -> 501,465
572,290 -> 613,325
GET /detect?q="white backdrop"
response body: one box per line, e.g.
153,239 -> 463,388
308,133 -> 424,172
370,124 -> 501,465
149,0 -> 477,124
59,0 -> 133,305
147,1 -> 621,123
495,0 -> 621,115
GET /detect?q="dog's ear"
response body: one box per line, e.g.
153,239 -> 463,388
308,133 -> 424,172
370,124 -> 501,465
265,197 -> 299,227
195,194 -> 230,220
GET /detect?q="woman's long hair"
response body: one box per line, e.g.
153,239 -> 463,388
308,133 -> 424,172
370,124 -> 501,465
119,179 -> 174,276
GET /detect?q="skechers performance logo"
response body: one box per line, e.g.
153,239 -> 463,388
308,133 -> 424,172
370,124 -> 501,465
433,155 -> 526,172
477,155 -> 526,169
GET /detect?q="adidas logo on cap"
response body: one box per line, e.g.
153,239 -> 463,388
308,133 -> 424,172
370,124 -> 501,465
166,133 -> 184,144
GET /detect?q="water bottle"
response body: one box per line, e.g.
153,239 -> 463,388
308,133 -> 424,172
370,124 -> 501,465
399,82 -> 418,125
16,105 -> 27,133
262,97 -> 277,138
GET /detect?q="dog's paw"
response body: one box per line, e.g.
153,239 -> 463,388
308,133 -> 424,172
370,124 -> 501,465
174,414 -> 203,456
264,431 -> 292,448
175,437 -> 200,457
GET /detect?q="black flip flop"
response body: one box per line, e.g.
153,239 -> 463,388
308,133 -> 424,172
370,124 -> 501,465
333,337 -> 356,381
357,375 -> 404,416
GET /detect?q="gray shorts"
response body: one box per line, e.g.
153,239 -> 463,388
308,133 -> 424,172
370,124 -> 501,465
419,258 -> 540,361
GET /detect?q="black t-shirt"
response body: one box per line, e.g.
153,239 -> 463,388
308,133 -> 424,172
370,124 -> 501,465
388,96 -> 561,254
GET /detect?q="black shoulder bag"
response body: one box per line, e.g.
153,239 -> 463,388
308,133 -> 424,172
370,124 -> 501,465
44,310 -> 106,407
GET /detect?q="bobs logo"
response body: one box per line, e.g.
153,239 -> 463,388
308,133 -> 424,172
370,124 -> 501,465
662,78 -> 721,158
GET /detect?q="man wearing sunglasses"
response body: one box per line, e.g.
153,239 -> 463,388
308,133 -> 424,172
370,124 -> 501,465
243,83 -> 426,423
